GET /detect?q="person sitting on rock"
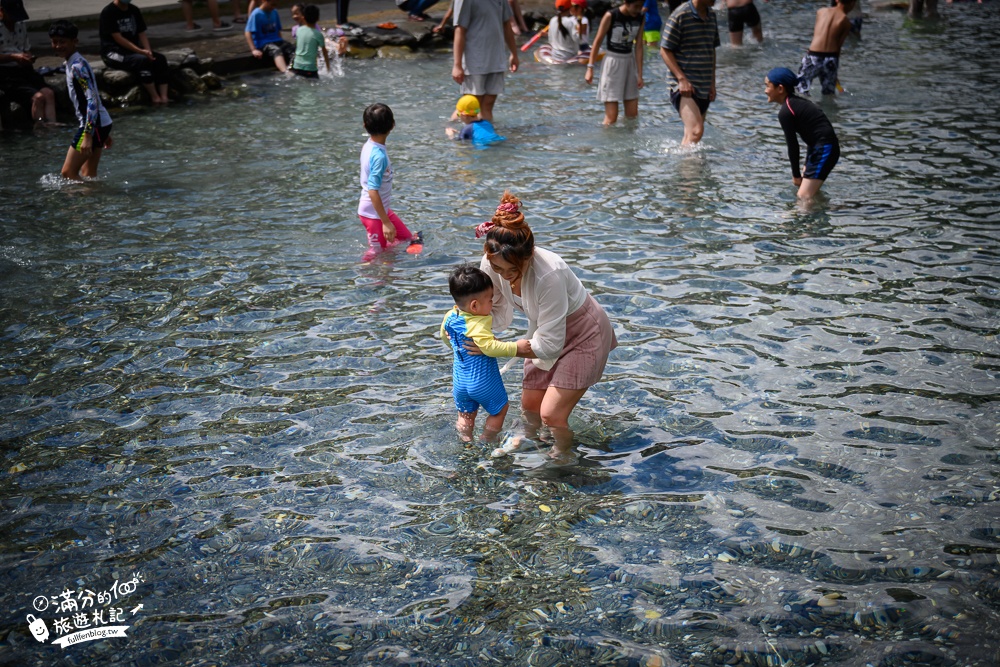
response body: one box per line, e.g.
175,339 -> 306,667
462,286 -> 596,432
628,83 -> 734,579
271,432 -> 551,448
0,0 -> 57,125
245,0 -> 295,73
99,0 -> 172,105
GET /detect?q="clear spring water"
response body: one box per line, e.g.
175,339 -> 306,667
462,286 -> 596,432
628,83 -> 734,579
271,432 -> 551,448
1,2 -> 998,665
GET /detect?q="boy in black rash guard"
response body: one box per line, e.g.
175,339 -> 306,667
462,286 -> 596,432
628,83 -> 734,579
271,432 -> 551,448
765,67 -> 840,201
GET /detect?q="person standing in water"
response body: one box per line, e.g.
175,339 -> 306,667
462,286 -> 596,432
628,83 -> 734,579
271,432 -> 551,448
642,0 -> 663,47
475,191 -> 617,461
49,20 -> 113,180
441,264 -> 517,443
765,67 -> 840,201
659,0 -> 720,145
452,0 -> 519,122
585,0 -> 644,126
796,0 -> 856,96
290,4 -> 331,77
726,0 -> 763,46
357,103 -> 421,261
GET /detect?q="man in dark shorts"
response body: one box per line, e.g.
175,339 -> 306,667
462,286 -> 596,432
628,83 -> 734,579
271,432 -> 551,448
99,0 -> 171,105
726,0 -> 763,46
659,0 -> 719,145
0,0 -> 56,124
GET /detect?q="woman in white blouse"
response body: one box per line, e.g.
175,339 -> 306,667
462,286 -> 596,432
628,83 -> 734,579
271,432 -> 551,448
474,191 -> 617,458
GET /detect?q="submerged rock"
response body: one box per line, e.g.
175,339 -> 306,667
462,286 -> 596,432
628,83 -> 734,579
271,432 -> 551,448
377,46 -> 417,60
359,28 -> 418,49
173,67 -> 208,94
200,72 -> 223,90
120,86 -> 145,107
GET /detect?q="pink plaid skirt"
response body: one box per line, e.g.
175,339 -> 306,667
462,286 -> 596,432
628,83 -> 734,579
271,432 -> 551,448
523,294 -> 617,391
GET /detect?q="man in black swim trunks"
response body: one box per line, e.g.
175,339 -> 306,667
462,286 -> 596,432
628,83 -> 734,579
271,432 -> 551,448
726,0 -> 762,46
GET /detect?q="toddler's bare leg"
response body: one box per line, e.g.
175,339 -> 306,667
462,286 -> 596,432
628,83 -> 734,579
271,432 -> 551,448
456,410 -> 477,442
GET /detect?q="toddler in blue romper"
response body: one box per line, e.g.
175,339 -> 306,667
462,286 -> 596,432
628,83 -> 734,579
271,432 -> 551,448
441,264 -> 517,441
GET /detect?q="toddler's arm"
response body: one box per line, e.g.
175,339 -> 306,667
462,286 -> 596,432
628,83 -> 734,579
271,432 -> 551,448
465,316 -> 517,358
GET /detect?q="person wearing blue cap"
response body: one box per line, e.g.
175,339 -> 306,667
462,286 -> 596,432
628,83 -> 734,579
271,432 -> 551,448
765,67 -> 840,201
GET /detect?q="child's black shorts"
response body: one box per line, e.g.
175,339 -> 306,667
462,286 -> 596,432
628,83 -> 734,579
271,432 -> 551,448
71,123 -> 112,151
803,142 -> 840,181
262,41 -> 295,63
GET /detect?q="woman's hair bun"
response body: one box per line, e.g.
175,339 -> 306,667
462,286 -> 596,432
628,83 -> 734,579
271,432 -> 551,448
491,190 -> 525,228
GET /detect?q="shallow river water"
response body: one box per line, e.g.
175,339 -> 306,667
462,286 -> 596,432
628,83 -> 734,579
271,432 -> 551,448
1,2 -> 998,665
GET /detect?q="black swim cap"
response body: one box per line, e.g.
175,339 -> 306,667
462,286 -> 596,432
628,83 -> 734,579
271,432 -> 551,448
49,20 -> 79,39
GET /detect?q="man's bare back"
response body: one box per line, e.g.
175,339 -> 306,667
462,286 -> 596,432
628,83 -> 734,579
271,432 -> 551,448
809,1 -> 854,54
726,0 -> 754,8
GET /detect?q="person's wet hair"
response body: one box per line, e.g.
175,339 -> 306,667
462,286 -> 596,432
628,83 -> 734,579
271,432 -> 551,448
304,4 -> 320,24
363,103 -> 395,136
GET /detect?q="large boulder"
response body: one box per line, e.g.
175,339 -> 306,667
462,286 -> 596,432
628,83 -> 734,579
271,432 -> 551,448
120,86 -> 145,107
161,48 -> 197,69
358,26 -> 419,49
100,67 -> 137,95
171,67 -> 207,94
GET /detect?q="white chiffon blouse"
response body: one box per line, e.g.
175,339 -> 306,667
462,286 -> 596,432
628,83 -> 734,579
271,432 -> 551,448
480,247 -> 588,371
